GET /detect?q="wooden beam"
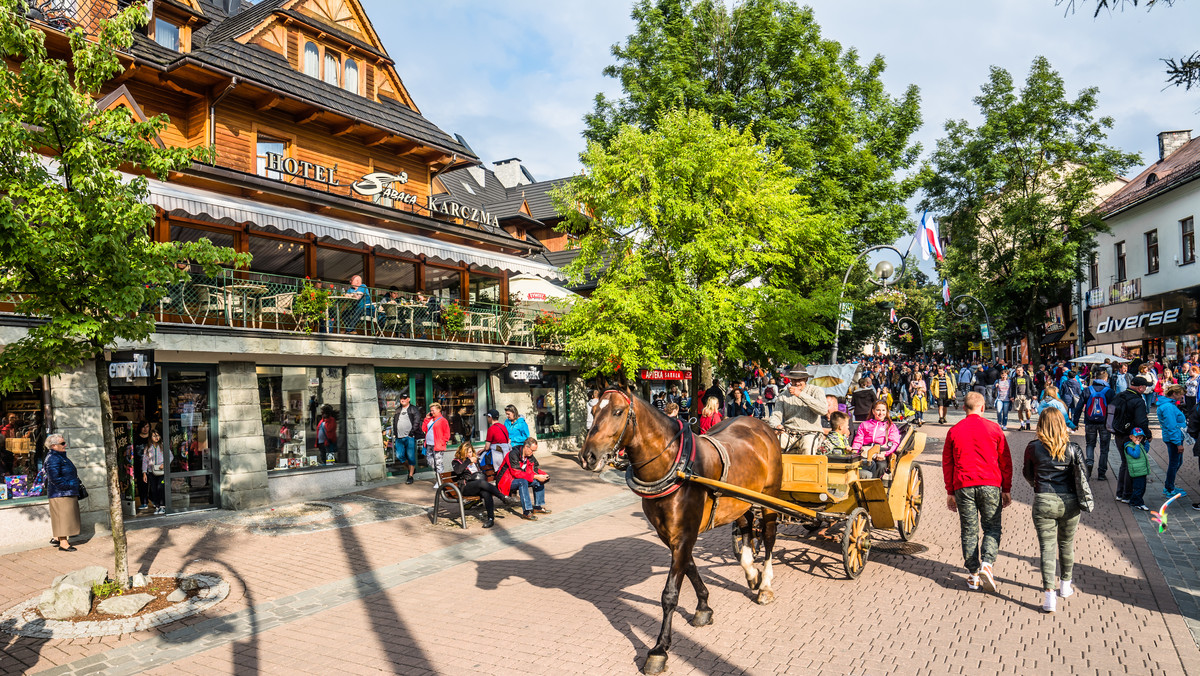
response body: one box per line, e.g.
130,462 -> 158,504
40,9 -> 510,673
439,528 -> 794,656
157,76 -> 204,98
365,132 -> 392,147
109,64 -> 139,86
331,122 -> 360,137
295,109 -> 323,125
255,94 -> 283,112
394,139 -> 419,155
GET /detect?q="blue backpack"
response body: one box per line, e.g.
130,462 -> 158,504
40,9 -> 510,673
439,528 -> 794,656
1085,385 -> 1110,424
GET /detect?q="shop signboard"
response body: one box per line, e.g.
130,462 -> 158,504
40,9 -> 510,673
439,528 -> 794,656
1088,289 -> 1200,345
263,152 -> 340,186
527,292 -> 547,301
352,171 -> 419,205
980,324 -> 991,340
1087,288 -> 1105,308
107,350 -> 155,382
1109,278 -> 1142,304
502,365 -> 545,385
639,369 -> 693,381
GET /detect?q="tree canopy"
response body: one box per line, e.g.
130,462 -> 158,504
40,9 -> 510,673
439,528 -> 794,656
556,109 -> 839,378
585,0 -> 924,250
920,56 -> 1139,363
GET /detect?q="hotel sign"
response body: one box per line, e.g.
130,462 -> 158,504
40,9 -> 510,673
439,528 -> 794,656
430,198 -> 501,228
264,153 -> 340,186
352,171 -> 418,205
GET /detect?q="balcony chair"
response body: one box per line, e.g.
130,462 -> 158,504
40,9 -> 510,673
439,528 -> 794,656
259,292 -> 296,330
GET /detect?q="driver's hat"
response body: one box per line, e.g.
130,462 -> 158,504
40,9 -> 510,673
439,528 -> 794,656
787,369 -> 811,381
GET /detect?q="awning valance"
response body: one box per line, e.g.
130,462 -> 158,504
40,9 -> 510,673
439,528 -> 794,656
144,179 -> 566,280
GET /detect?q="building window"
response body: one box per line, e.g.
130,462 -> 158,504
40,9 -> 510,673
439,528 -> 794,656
315,247 -> 365,284
433,371 -> 484,445
303,42 -> 319,78
1089,253 -> 1099,290
375,258 -> 417,293
344,59 -> 359,94
532,373 -> 568,438
0,380 -> 48,505
257,366 -> 346,470
256,137 -> 288,180
248,235 -> 306,278
425,266 -> 461,300
1115,241 -> 1126,282
324,51 -> 340,87
469,274 -> 501,305
1183,217 -> 1196,265
154,18 -> 179,51
1146,229 -> 1159,274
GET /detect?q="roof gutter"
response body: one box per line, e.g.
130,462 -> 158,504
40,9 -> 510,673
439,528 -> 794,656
208,76 -> 239,148
1102,170 -> 1200,220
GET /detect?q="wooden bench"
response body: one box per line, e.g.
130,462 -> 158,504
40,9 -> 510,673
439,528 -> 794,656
430,470 -> 485,529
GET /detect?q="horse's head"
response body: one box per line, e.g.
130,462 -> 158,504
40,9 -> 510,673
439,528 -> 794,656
578,389 -> 635,473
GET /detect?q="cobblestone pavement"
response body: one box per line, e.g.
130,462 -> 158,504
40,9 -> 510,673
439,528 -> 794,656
1,414 -> 1199,675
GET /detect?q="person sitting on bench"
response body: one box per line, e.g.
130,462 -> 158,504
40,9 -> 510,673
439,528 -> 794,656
851,400 -> 900,478
451,442 -> 508,529
818,411 -> 852,455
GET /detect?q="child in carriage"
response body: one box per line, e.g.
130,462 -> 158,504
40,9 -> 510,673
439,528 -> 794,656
819,411 -> 851,455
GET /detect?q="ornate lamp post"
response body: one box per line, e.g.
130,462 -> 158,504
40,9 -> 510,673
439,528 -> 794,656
829,245 -> 908,364
952,293 -> 996,360
896,316 -> 924,356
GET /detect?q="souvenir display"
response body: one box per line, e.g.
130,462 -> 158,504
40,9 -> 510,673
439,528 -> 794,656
5,475 -> 28,498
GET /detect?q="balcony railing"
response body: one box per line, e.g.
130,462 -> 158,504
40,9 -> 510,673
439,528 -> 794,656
25,0 -> 120,35
148,269 -> 565,350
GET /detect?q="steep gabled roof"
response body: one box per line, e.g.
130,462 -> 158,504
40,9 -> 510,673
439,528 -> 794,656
519,178 -> 569,221
196,0 -> 286,45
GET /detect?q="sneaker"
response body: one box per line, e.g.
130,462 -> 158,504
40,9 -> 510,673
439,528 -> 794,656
1096,474 -> 1107,481
155,507 -> 166,515
1043,590 -> 1057,613
1165,488 -> 1188,498
1085,464 -> 1093,479
405,475 -> 414,485
1192,502 -> 1200,511
1117,497 -> 1129,503
966,574 -> 980,590
1135,504 -> 1150,511
978,563 -> 998,592
1059,580 -> 1075,598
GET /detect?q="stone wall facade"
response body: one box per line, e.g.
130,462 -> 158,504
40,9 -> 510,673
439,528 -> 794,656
50,362 -> 109,527
216,361 -> 269,510
344,365 -> 385,483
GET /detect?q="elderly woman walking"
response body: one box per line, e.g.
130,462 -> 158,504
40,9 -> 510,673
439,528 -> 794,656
1023,408 -> 1093,613
43,434 -> 83,552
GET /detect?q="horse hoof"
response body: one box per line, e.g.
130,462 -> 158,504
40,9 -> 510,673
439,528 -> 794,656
643,654 -> 669,674
756,589 -> 776,605
690,609 -> 713,627
748,573 -> 761,590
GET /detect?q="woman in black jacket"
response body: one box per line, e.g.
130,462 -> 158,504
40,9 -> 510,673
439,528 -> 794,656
1023,407 -> 1093,613
451,443 -> 508,529
43,433 -> 82,552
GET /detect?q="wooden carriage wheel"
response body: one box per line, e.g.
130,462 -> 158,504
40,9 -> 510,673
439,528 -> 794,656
896,464 -> 925,542
841,507 -> 871,579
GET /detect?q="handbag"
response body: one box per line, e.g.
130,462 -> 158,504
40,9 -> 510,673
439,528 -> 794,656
77,483 -> 89,499
1070,443 -> 1094,513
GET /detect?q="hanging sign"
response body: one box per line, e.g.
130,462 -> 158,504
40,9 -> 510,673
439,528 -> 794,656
639,369 -> 693,381
107,350 -> 155,382
352,171 -> 419,205
264,153 -> 340,186
838,302 -> 854,332
980,324 -> 991,340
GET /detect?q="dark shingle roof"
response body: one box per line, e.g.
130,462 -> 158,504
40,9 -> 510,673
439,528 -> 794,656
178,41 -> 473,159
1100,137 -> 1200,217
434,166 -> 572,223
131,32 -> 183,66
197,0 -> 286,45
519,178 -> 569,221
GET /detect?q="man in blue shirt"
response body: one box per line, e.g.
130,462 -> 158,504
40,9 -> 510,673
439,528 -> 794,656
344,274 -> 373,332
504,404 -> 531,451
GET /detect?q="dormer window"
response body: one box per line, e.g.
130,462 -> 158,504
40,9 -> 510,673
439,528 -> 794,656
154,18 -> 180,51
304,42 -> 320,78
344,59 -> 359,94
324,51 -> 340,87
1147,173 -> 1159,186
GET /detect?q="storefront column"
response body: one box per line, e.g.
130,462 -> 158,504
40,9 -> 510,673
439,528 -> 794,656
50,362 -> 108,527
569,372 -> 588,443
217,361 -> 269,510
345,365 -> 385,483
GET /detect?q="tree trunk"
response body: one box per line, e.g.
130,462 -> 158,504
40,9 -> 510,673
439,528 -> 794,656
1026,328 -> 1041,370
94,356 -> 129,590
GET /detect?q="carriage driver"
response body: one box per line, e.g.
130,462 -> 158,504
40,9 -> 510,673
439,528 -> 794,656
768,369 -> 828,454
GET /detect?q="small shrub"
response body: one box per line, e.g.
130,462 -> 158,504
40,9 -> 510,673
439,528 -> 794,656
92,580 -> 122,600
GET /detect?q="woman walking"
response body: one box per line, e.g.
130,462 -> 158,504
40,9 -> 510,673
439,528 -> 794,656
995,370 -> 1012,430
1158,384 -> 1189,499
141,429 -> 170,515
1185,366 -> 1200,412
1037,384 -> 1075,430
44,434 -> 83,552
1023,408 -> 1093,613
1139,364 -> 1157,411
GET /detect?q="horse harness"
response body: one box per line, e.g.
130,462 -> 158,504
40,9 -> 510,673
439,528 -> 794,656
609,390 -> 730,531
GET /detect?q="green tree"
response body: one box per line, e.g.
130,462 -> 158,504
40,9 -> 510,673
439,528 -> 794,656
0,3 -> 247,587
920,56 -> 1139,366
585,0 -> 924,253
556,109 -> 839,379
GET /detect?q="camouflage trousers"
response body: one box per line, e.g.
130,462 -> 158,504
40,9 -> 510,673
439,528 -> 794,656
955,485 -> 1002,574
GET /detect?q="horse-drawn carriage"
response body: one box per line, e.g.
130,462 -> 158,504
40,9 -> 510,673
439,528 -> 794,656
687,422 -> 927,578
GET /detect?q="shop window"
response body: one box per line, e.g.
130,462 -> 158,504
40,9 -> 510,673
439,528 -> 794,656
257,366 -> 346,470
154,18 -> 180,51
249,236 -> 306,278
1115,241 -> 1126,282
532,373 -> 568,438
425,266 -> 461,301
324,51 -> 340,87
0,381 -> 47,505
376,371 -> 426,460
344,59 -> 359,94
433,371 -> 484,445
256,137 -> 289,180
1183,217 -> 1195,265
1146,229 -> 1159,274
316,247 -> 365,284
469,274 -> 501,305
304,41 -> 320,78
375,258 -> 417,293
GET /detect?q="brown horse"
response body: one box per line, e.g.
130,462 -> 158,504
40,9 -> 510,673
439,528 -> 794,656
578,389 -> 782,674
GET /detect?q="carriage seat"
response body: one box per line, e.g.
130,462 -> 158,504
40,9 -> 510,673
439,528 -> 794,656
825,453 -> 860,464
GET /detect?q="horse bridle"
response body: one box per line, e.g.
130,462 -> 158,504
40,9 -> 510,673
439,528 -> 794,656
602,389 -> 637,462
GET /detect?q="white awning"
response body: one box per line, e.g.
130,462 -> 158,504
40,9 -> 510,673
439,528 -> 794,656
144,179 -> 566,280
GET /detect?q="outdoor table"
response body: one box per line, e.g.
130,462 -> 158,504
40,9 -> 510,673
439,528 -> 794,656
224,284 -> 269,328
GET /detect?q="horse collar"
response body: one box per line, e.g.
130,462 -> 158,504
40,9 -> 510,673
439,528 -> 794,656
627,420 -> 695,499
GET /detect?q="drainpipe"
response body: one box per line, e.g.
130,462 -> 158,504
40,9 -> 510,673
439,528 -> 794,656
208,77 -> 240,149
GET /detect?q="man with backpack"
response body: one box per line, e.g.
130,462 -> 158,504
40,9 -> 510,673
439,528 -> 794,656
958,363 -> 976,410
1082,372 -> 1113,479
1061,370 -> 1084,428
1109,376 -> 1153,498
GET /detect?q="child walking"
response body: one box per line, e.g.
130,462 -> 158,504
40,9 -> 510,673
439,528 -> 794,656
910,379 -> 928,427
1123,427 -> 1150,511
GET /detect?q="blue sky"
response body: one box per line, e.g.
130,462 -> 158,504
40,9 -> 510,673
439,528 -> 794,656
363,0 -> 1200,276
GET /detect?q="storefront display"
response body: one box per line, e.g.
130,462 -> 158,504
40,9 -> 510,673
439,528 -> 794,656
433,371 -> 483,445
1,381 -> 47,504
258,366 -> 346,470
532,373 -> 568,438
376,371 -> 426,461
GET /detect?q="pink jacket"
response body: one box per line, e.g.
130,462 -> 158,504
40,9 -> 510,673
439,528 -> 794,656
851,418 -> 901,457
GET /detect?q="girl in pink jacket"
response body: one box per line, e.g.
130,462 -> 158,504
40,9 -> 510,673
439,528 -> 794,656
851,400 -> 901,478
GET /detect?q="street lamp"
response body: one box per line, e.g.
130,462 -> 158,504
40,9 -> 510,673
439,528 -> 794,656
951,293 -> 996,360
830,245 -> 908,364
896,316 -> 924,356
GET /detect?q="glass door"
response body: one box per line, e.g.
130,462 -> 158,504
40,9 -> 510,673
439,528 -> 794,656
162,367 -> 219,512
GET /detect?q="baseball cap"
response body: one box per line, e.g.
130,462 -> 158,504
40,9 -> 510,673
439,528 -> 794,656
486,409 -> 501,419
1130,427 -> 1146,438
1131,376 -> 1151,388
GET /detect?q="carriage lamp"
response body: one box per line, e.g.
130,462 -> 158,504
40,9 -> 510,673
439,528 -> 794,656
956,303 -> 968,315
873,260 -> 895,285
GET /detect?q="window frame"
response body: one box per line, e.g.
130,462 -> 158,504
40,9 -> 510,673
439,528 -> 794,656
1182,216 -> 1196,265
1088,252 -> 1099,291
1146,229 -> 1160,274
323,50 -> 341,87
153,17 -> 181,51
255,135 -> 290,181
344,58 -> 359,94
1115,241 -> 1127,283
303,41 -> 320,78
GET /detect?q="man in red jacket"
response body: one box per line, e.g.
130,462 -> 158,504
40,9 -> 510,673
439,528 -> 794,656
944,392 -> 1012,593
